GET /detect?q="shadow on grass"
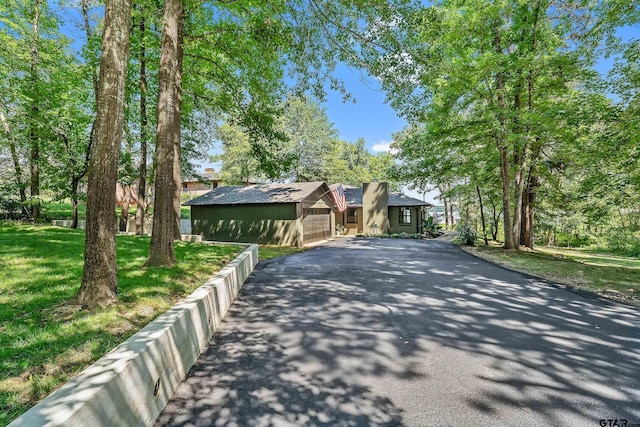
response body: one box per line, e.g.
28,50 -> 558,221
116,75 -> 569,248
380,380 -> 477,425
465,244 -> 640,302
0,223 -> 240,425
156,238 -> 640,426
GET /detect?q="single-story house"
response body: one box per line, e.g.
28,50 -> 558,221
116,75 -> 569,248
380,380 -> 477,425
181,168 -> 222,196
185,181 -> 335,246
335,182 -> 432,235
185,181 -> 432,246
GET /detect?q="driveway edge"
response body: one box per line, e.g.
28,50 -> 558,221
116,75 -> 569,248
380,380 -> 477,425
9,243 -> 258,427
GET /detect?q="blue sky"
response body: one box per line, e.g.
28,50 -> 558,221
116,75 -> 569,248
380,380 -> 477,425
319,64 -> 438,202
322,64 -> 405,154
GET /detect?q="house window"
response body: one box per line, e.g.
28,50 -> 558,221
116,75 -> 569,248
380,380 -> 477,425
399,207 -> 412,225
346,208 -> 358,224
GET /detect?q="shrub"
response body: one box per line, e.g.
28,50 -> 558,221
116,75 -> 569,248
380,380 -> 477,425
366,233 -> 423,239
605,228 -> 640,257
422,216 -> 442,238
554,232 -> 592,248
0,185 -> 23,220
456,224 -> 477,245
605,228 -> 630,252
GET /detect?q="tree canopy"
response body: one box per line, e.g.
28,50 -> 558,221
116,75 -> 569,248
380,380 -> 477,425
212,96 -> 397,187
1,0 -> 638,307
373,0 -> 639,251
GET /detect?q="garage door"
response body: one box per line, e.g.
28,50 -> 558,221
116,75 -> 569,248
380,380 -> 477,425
303,208 -> 331,244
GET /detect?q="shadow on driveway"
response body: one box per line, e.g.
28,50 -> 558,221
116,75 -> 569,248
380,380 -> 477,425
156,238 -> 640,426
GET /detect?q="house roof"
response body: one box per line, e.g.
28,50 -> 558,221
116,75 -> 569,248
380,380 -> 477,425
344,186 -> 431,208
182,171 -> 221,184
184,182 -> 328,206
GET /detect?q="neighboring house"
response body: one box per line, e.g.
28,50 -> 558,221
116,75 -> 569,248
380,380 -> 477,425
185,182 -> 335,246
115,183 -> 139,207
336,183 -> 432,235
185,181 -> 432,246
181,168 -> 222,196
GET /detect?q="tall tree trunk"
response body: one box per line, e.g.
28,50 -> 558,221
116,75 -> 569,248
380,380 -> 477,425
448,184 -> 455,228
510,67 -> 536,250
499,143 -> 514,248
30,138 -> 40,220
515,3 -> 542,250
440,187 -> 449,231
119,184 -> 130,232
497,125 -> 515,250
53,128 -> 84,229
449,202 -> 455,228
517,5 -> 541,249
444,199 -> 449,230
465,202 -> 470,225
82,0 -> 99,96
521,164 -> 539,249
511,145 -> 528,249
0,108 -> 29,218
173,118 -> 182,240
476,184 -> 488,246
493,17 -> 516,250
78,0 -> 96,207
172,18 -> 184,241
77,0 -> 132,308
490,197 -> 500,241
30,0 -> 41,221
147,0 -> 183,267
71,177 -> 80,229
135,13 -> 148,236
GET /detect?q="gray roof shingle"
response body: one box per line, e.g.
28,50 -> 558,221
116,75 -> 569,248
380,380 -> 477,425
344,186 -> 431,207
184,182 -> 430,208
184,182 -> 327,206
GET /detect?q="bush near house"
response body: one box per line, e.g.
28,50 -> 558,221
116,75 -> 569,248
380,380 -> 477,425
357,232 -> 424,239
456,224 -> 477,245
422,216 -> 442,238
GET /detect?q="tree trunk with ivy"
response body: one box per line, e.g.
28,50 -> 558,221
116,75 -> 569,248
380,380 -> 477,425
29,0 -> 41,221
146,0 -> 183,267
135,12 -> 148,236
77,0 -> 132,308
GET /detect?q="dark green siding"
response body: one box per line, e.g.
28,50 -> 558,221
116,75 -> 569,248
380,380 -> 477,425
191,203 -> 302,246
388,206 -> 420,234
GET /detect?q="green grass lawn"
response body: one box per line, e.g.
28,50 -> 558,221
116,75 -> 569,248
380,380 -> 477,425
41,202 -> 191,220
258,245 -> 305,261
41,202 -> 87,220
0,223 -> 242,425
461,243 -> 640,305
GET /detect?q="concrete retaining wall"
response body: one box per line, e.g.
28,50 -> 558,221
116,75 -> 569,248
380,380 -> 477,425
180,234 -> 202,243
9,243 -> 258,427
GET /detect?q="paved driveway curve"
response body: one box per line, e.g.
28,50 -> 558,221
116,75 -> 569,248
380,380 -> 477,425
156,238 -> 640,427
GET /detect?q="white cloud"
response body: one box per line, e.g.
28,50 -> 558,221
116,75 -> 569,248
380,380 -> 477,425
371,141 -> 397,153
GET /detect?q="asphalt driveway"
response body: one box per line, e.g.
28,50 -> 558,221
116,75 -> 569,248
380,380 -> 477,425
156,238 -> 640,426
